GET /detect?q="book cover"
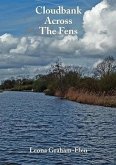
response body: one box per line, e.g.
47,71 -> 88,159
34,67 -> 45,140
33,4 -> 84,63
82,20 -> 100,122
0,0 -> 116,164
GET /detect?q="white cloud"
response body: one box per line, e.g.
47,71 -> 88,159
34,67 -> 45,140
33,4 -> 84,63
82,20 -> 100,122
93,59 -> 103,68
81,0 -> 116,55
0,33 -> 18,54
49,35 -> 79,54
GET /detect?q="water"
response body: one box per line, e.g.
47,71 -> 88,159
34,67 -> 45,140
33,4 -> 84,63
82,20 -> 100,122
0,91 -> 116,165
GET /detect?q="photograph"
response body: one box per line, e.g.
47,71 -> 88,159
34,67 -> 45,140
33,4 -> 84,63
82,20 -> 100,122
0,0 -> 116,164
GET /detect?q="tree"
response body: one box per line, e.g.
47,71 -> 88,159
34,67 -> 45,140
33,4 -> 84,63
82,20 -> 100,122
94,56 -> 116,77
48,58 -> 65,92
50,58 -> 65,79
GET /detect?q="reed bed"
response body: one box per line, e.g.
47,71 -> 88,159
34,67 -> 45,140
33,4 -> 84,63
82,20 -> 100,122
55,87 -> 116,107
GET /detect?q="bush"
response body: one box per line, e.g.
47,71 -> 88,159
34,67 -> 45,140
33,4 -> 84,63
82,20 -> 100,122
33,79 -> 47,92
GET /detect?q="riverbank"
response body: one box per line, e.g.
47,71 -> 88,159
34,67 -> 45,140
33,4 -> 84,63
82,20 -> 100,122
53,88 -> 116,108
1,89 -> 116,107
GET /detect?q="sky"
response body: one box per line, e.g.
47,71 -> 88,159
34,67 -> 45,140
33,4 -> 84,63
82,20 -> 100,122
0,0 -> 116,81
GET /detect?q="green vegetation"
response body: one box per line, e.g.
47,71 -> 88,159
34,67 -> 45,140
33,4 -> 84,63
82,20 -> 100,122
32,57 -> 116,96
0,78 -> 33,91
0,56 -> 116,107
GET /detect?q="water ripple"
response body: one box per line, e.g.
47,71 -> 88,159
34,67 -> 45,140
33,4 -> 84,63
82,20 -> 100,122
0,92 -> 116,165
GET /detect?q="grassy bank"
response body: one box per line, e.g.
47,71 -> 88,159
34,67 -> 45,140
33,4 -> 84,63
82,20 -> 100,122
54,88 -> 116,107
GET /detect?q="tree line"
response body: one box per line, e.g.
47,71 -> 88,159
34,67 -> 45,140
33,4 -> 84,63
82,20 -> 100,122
0,56 -> 116,96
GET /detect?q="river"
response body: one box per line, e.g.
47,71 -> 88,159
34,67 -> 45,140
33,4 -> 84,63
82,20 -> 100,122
0,91 -> 116,165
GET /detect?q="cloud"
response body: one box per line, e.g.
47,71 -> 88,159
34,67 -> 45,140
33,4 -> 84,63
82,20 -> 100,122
0,33 -> 79,60
0,33 -> 18,54
49,35 -> 79,54
80,0 -> 116,55
93,59 -> 103,68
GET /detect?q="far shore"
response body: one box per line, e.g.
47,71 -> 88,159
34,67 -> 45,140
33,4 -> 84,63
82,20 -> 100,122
0,87 -> 116,107
1,88 -> 115,108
